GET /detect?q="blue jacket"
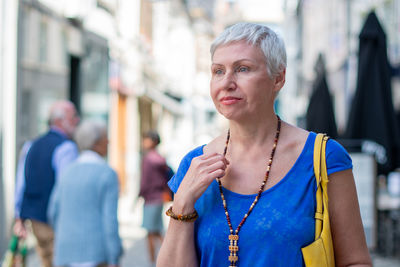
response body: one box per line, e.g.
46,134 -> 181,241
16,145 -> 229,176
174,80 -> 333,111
48,151 -> 123,265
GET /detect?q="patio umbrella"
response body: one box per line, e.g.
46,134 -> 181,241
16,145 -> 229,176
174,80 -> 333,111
345,11 -> 400,174
306,54 -> 338,138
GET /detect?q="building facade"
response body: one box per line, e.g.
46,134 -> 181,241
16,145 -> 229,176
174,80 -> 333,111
294,0 -> 400,132
17,0 -> 110,147
0,0 -> 111,254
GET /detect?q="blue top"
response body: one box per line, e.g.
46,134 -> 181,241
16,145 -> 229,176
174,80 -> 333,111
48,151 -> 122,266
168,132 -> 352,267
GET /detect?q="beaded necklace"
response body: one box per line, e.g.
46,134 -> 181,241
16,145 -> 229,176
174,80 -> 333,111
216,115 -> 281,267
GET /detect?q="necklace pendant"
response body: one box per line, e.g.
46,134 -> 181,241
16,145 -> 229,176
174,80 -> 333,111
228,234 -> 239,241
228,234 -> 239,266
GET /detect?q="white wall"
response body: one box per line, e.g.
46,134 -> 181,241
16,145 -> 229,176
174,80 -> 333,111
0,0 -> 19,254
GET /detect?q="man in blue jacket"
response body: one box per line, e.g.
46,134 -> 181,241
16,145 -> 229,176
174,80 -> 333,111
13,100 -> 80,267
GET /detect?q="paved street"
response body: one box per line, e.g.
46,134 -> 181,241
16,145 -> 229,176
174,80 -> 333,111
24,196 -> 400,267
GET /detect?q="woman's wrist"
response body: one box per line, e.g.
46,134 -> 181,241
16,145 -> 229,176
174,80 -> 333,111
166,206 -> 198,222
172,194 -> 196,214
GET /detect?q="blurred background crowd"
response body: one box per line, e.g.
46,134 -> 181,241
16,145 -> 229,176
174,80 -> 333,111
1,0 -> 400,266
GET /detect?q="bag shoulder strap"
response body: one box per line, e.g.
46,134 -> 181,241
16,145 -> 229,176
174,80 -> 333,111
313,133 -> 329,239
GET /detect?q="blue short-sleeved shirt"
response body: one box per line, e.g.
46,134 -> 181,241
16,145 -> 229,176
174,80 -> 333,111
168,132 -> 352,267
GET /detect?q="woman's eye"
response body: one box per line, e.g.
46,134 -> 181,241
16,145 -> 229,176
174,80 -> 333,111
237,66 -> 249,72
214,69 -> 224,75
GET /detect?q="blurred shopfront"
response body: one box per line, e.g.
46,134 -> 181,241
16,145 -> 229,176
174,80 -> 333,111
16,1 -> 110,148
0,0 -> 110,256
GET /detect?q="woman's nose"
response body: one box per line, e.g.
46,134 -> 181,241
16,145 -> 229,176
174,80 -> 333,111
222,71 -> 237,90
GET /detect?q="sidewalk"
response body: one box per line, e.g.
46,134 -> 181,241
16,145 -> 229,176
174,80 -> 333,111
25,195 -> 400,266
118,196 -> 163,267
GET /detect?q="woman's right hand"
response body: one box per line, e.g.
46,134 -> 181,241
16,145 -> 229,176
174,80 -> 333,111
173,153 -> 229,214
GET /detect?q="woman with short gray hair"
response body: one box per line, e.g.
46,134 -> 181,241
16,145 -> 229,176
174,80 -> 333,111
48,119 -> 122,267
157,22 -> 371,266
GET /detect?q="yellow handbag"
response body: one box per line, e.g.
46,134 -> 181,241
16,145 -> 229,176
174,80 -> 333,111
301,133 -> 335,267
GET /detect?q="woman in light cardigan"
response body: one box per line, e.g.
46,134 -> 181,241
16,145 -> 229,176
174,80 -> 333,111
48,120 -> 122,267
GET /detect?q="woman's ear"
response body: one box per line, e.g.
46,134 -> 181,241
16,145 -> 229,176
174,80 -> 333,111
275,69 -> 286,91
273,69 -> 286,92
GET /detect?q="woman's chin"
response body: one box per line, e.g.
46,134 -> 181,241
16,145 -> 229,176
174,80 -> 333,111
218,110 -> 247,122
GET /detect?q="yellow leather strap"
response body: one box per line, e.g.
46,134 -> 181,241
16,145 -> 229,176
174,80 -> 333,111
314,212 -> 324,220
313,134 -> 329,239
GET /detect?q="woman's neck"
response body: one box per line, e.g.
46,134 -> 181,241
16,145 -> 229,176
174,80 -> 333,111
228,113 -> 280,151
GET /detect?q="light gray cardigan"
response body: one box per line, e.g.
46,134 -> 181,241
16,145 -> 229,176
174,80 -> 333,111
48,151 -> 122,266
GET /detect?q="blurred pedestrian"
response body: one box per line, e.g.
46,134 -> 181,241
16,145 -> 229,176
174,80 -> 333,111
14,100 -> 80,267
139,131 -> 169,264
48,119 -> 122,267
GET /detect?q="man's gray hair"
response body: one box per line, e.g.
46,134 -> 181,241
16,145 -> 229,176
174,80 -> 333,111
74,119 -> 107,151
210,22 -> 287,78
48,100 -> 75,125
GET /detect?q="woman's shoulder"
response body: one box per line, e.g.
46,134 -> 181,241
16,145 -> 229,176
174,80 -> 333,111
203,134 -> 226,155
176,144 -> 207,170
177,133 -> 226,160
168,144 -> 205,193
279,122 -> 310,153
184,144 -> 206,159
168,137 -> 223,193
280,124 -> 352,175
281,121 -> 309,137
325,137 -> 353,175
299,127 -> 352,174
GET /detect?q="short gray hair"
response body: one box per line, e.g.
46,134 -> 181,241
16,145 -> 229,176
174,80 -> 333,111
74,119 -> 107,151
48,100 -> 75,125
210,22 -> 287,78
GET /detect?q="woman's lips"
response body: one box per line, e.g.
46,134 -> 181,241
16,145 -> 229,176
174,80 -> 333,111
220,96 -> 242,105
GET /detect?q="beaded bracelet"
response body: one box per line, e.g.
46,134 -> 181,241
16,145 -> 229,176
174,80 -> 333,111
166,206 -> 198,222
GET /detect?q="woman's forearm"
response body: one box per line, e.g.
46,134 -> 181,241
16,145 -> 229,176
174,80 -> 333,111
157,153 -> 228,266
156,218 -> 198,267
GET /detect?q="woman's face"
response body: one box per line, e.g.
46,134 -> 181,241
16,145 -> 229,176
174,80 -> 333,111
210,40 -> 285,121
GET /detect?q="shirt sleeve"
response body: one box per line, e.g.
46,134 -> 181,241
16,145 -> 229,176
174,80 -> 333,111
14,141 -> 32,218
52,140 -> 79,181
326,138 -> 353,175
168,145 -> 205,193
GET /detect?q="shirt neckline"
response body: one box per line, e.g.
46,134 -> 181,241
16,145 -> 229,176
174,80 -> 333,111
77,150 -> 105,164
200,132 -> 313,198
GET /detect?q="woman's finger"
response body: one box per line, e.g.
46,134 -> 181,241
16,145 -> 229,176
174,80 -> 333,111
207,168 -> 225,180
200,154 -> 226,167
203,160 -> 227,174
199,152 -> 219,160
